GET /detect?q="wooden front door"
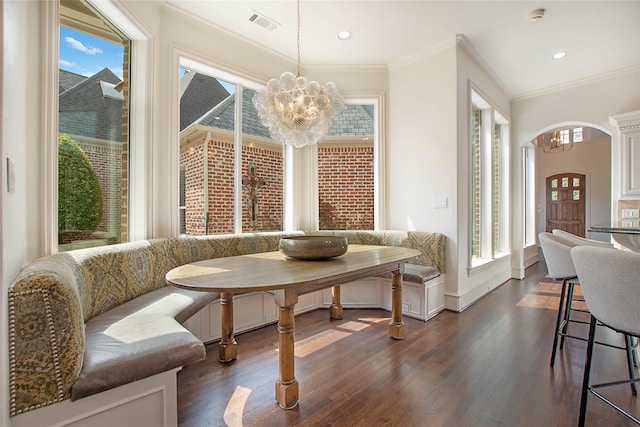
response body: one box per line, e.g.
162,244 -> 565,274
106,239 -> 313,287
546,173 -> 586,236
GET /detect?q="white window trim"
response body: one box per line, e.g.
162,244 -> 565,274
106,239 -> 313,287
469,85 -> 511,270
44,0 -> 151,252
313,93 -> 386,231
173,52 -> 281,235
171,52 -> 387,234
43,0 -> 60,254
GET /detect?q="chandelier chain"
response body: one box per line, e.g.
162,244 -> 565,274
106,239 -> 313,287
251,0 -> 345,147
297,0 -> 301,77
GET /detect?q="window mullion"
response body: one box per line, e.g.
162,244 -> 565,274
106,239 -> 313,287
481,109 -> 493,260
233,84 -> 243,234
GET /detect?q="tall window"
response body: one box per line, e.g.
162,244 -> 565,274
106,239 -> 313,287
58,0 -> 130,251
470,89 -> 510,265
178,64 -> 283,235
471,106 -> 482,259
524,146 -> 536,247
318,103 -> 375,230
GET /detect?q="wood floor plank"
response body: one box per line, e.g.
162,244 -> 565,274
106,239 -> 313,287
177,260 -> 639,426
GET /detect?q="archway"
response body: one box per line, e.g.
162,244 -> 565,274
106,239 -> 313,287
528,124 -> 611,243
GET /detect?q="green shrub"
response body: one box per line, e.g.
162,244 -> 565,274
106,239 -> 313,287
58,134 -> 103,233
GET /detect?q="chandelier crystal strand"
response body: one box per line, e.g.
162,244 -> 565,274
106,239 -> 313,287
252,0 -> 345,148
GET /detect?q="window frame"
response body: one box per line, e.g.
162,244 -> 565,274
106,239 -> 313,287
176,56 -> 285,235
45,0 -> 150,253
315,95 -> 384,231
172,52 -> 386,236
469,86 -> 510,268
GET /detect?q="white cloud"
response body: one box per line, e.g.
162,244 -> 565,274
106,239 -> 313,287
59,59 -> 75,67
64,37 -> 103,55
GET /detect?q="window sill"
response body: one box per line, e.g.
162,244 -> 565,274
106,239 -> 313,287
467,252 -> 511,277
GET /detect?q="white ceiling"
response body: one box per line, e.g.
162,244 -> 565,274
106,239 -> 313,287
164,1 -> 640,99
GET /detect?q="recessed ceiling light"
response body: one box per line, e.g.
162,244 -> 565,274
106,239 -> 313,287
552,51 -> 567,60
337,31 -> 352,41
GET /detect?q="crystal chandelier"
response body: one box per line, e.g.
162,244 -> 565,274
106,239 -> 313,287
253,0 -> 345,148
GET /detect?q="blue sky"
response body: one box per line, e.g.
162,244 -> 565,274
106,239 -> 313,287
59,26 -> 124,79
59,25 -> 236,95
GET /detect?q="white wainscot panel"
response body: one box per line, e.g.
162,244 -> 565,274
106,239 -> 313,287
10,369 -> 180,427
186,292 -> 278,343
185,275 -> 446,344
321,277 -> 385,308
382,275 -> 446,321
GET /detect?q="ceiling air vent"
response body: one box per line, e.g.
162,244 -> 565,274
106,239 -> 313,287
248,11 -> 279,31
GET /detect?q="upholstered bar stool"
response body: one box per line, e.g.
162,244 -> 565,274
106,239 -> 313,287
571,246 -> 640,426
538,232 -> 633,369
539,232 -> 582,367
552,229 -> 613,248
550,230 -> 615,353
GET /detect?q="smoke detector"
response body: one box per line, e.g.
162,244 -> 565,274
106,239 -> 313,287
528,8 -> 545,21
248,11 -> 280,31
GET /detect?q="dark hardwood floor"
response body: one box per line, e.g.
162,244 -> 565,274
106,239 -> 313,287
177,260 -> 639,426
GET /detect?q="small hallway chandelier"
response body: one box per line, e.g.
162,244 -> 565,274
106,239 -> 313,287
541,130 -> 573,153
253,0 -> 345,148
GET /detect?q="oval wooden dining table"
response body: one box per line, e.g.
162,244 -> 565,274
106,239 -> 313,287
166,244 -> 420,409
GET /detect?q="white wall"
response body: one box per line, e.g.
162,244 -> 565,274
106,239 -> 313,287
387,43 -> 458,301
2,2 -> 47,425
387,36 -> 513,312
454,38 -> 512,311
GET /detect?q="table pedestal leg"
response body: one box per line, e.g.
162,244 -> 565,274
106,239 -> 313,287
219,292 -> 237,362
329,285 -> 343,319
273,289 -> 299,409
389,268 -> 405,339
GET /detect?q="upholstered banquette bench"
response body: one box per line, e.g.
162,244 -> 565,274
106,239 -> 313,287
8,230 -> 445,426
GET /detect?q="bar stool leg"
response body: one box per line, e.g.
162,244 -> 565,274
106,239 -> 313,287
551,279 -> 568,367
560,282 -> 575,350
625,334 -> 638,395
579,316 -> 598,427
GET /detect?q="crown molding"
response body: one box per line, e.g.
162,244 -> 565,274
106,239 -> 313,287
302,64 -> 389,74
513,65 -> 640,102
610,109 -> 640,131
455,34 -> 512,98
388,38 -> 454,71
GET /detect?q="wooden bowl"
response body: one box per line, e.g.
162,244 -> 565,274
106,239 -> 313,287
279,236 -> 348,260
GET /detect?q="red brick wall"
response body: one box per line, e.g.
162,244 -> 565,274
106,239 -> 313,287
120,40 -> 130,243
180,139 -> 283,235
318,145 -> 374,230
83,144 -> 122,238
242,144 -> 283,231
181,139 -> 374,234
206,140 -> 235,234
181,142 -> 209,234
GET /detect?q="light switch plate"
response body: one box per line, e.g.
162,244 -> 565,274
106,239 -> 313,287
621,209 -> 639,219
433,197 -> 448,209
